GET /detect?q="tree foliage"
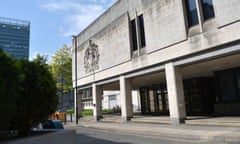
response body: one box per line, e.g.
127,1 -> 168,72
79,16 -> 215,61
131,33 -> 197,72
49,44 -> 72,93
0,50 -> 58,136
0,50 -> 20,132
32,54 -> 48,66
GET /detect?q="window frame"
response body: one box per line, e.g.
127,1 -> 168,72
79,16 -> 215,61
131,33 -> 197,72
130,14 -> 146,56
185,0 -> 215,31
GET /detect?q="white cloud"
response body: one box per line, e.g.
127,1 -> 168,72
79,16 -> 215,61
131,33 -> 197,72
41,0 -> 117,37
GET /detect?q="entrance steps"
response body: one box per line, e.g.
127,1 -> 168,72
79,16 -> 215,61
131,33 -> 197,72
131,115 -> 171,124
186,116 -> 240,127
79,115 -> 240,127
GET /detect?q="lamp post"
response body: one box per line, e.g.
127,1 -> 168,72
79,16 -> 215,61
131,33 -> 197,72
72,35 -> 78,124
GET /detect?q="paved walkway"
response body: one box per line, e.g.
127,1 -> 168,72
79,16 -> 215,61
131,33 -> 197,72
65,115 -> 240,144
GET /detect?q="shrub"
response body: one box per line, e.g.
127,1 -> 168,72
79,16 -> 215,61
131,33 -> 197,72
102,109 -> 113,114
112,105 -> 121,113
0,50 -> 58,137
82,109 -> 93,116
67,109 -> 75,114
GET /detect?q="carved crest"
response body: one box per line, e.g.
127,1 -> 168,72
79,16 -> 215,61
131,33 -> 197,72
84,40 -> 99,73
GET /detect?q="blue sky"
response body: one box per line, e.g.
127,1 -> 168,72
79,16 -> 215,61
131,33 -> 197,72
0,0 -> 116,60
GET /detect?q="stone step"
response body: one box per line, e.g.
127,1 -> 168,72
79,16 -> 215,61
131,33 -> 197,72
186,120 -> 240,127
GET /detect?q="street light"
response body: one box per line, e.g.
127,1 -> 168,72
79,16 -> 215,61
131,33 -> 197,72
71,35 -> 78,124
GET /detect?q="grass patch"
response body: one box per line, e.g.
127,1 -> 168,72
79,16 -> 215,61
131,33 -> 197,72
102,109 -> 113,113
82,109 -> 113,116
82,109 -> 93,116
67,109 -> 74,114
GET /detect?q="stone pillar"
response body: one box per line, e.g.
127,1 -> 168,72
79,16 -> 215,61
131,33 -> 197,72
165,62 -> 186,125
120,76 -> 133,122
92,83 -> 102,122
74,89 -> 82,124
77,90 -> 82,118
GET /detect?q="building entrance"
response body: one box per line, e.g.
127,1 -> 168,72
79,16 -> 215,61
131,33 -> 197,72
139,78 -> 216,116
184,78 -> 216,115
140,85 -> 169,115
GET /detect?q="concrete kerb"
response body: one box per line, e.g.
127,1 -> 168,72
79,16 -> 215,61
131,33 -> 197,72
65,122 -> 240,143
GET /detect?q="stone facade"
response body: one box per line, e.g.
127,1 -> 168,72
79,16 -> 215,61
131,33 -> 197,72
73,0 -> 240,124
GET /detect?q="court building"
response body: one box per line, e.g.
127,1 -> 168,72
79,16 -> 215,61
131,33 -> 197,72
72,0 -> 240,124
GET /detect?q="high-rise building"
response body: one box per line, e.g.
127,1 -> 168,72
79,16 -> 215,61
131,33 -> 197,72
0,16 -> 30,59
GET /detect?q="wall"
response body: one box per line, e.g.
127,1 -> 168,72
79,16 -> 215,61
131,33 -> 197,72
143,0 -> 187,53
76,13 -> 131,78
74,0 -> 240,87
213,0 -> 240,27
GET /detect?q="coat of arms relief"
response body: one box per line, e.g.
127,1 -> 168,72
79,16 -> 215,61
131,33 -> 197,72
84,40 -> 100,73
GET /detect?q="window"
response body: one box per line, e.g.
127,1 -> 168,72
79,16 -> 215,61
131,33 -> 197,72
185,0 -> 215,27
109,95 -> 116,101
201,0 -> 215,21
130,14 -> 146,53
138,15 -> 146,48
186,0 -> 199,27
216,68 -> 240,103
131,19 -> 138,51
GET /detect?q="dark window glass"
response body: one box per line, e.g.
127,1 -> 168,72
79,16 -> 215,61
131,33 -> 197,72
186,0 -> 199,27
235,68 -> 240,100
216,70 -> 237,103
131,19 -> 138,51
201,0 -> 215,21
138,15 -> 146,48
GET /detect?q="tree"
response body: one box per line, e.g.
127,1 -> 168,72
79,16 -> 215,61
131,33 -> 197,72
0,50 -> 19,133
49,44 -> 72,109
0,50 -> 58,136
32,54 -> 48,66
11,59 -> 58,135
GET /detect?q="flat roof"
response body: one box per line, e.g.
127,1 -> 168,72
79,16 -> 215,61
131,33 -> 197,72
0,16 -> 30,27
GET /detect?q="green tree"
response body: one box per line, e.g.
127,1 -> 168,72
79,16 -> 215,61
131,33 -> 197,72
11,59 -> 58,135
0,50 -> 19,132
32,53 -> 48,66
0,50 -> 58,136
49,44 -> 72,109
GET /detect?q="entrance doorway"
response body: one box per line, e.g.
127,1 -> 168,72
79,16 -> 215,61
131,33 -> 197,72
184,78 -> 216,115
140,85 -> 169,115
139,78 -> 216,116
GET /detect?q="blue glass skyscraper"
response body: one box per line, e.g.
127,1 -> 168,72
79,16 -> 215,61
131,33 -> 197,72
0,16 -> 30,59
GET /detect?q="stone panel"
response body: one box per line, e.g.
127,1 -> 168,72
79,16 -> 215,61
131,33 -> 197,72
77,13 -> 131,77
143,0 -> 187,53
96,13 -> 131,71
213,0 -> 240,27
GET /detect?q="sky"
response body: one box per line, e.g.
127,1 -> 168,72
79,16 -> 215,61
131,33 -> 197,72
0,0 -> 116,60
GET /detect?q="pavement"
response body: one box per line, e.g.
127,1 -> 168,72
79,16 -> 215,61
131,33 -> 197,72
65,115 -> 240,144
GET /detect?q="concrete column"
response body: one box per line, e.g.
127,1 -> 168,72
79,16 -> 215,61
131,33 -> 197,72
92,83 -> 102,122
77,91 -> 82,118
165,62 -> 186,125
74,89 -> 82,124
120,76 -> 133,122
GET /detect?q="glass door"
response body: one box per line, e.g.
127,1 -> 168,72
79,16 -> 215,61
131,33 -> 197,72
154,85 -> 169,114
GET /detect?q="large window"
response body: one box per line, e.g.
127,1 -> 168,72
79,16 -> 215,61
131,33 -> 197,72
138,14 -> 146,48
186,0 -> 199,27
131,19 -> 138,51
216,68 -> 240,103
185,0 -> 215,27
130,14 -> 146,53
201,0 -> 215,21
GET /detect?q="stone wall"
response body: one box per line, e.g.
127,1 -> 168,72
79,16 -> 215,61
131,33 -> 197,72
74,0 -> 240,86
143,0 -> 187,53
213,0 -> 240,27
